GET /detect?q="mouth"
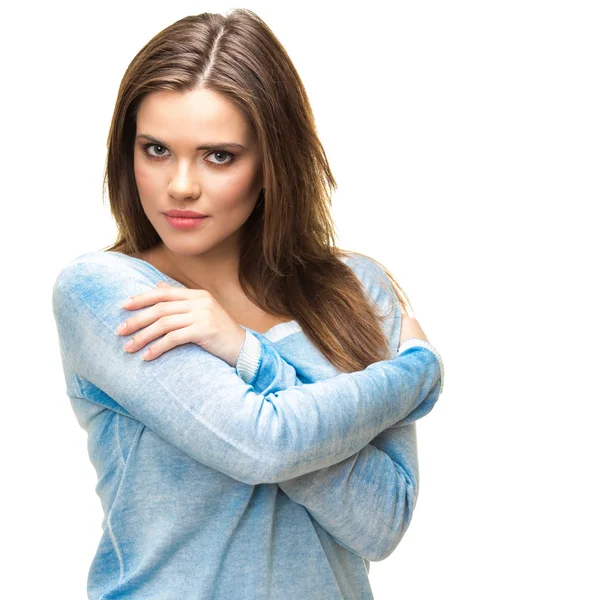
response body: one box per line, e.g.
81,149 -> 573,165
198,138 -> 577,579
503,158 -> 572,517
163,210 -> 208,218
163,213 -> 208,230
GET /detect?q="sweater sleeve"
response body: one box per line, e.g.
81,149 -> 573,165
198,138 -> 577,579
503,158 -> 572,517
239,255 -> 444,561
51,255 -> 442,487
236,330 -> 442,561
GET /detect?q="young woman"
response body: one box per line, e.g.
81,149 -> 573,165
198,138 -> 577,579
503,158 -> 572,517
52,9 -> 444,599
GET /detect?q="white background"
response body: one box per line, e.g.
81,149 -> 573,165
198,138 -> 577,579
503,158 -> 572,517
2,1 -> 598,598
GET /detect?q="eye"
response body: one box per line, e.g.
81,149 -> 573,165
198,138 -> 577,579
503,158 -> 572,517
141,143 -> 170,160
139,144 -> 236,167
206,151 -> 235,168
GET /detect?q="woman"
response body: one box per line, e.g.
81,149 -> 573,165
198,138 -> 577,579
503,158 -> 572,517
52,9 -> 444,599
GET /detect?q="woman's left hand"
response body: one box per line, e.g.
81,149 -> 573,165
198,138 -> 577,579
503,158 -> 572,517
115,281 -> 247,367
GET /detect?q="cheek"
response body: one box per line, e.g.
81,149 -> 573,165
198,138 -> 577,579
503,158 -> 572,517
134,158 -> 160,197
212,168 -> 261,207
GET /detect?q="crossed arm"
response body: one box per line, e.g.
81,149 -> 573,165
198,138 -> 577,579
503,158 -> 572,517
52,253 -> 443,562
234,326 -> 443,562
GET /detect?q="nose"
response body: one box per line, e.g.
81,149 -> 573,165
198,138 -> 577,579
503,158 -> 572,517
168,160 -> 200,200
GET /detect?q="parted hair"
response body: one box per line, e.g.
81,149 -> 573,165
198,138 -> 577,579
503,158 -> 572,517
102,8 -> 412,372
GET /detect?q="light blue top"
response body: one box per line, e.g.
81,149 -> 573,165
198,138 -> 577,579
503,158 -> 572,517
51,249 -> 444,600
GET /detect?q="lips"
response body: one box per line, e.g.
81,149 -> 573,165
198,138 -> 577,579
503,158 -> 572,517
164,210 -> 208,218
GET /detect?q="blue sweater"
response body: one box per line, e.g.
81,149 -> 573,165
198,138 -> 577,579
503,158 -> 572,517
51,250 -> 444,600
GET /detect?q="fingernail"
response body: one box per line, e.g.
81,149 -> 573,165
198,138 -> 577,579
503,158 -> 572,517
121,297 -> 133,307
115,322 -> 127,334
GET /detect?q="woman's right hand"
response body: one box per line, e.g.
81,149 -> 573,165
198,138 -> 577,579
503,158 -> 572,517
399,313 -> 429,346
116,281 -> 247,367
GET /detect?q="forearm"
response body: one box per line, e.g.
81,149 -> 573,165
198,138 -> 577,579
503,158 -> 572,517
236,329 -> 444,426
236,330 -> 442,560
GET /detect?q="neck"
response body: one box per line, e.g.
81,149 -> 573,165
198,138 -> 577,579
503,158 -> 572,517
157,241 -> 242,298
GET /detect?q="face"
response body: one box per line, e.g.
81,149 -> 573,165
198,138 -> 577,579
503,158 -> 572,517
133,87 -> 264,259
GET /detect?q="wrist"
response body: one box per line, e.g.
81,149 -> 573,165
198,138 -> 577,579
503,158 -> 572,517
235,328 -> 263,383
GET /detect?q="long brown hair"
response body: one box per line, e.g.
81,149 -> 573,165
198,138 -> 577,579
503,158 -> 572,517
102,8 -> 412,372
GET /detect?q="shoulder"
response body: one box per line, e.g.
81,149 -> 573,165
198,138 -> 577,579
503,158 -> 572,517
337,250 -> 398,311
337,250 -> 405,349
52,250 -> 162,315
339,250 -> 390,280
54,251 -> 162,287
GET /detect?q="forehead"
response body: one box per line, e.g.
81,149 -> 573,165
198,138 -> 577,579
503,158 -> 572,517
136,88 -> 251,142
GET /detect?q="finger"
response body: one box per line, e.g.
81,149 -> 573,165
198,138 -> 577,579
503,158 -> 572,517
122,285 -> 209,309
116,299 -> 191,336
156,281 -> 171,287
120,286 -> 188,310
141,326 -> 192,361
123,313 -> 190,354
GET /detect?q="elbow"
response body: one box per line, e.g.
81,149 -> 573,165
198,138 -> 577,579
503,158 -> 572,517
233,457 -> 293,486
246,448 -> 326,485
366,482 -> 418,562
249,461 -> 299,486
232,466 -> 278,487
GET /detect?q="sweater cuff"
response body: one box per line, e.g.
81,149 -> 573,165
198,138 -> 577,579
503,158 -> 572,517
397,338 -> 445,394
235,329 -> 263,384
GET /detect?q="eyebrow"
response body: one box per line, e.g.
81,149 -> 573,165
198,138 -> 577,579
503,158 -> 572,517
136,134 -> 246,151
